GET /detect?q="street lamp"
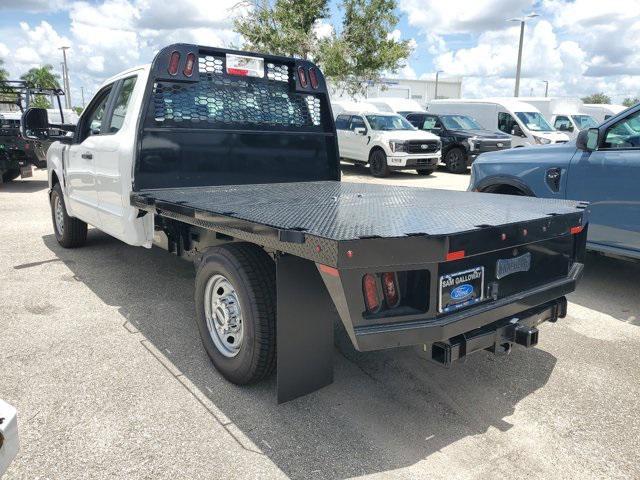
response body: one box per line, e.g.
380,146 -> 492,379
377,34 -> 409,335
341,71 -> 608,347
543,80 -> 549,97
508,13 -> 539,97
59,46 -> 71,109
434,70 -> 443,100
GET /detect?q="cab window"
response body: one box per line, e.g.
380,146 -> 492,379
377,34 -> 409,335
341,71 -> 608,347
603,110 -> 640,149
498,112 -> 518,135
108,76 -> 137,133
349,116 -> 366,131
335,115 -> 351,130
81,85 -> 113,140
421,115 -> 440,130
554,116 -> 573,132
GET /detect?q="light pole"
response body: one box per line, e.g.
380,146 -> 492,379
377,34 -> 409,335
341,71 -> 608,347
434,70 -> 443,100
59,46 -> 71,109
543,80 -> 549,97
508,13 -> 539,97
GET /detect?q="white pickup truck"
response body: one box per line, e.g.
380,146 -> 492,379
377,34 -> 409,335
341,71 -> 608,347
22,44 -> 588,403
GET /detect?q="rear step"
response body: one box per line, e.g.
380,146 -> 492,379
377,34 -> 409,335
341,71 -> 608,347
428,297 -> 566,367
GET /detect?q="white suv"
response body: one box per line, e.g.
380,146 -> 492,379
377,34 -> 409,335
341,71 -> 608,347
336,111 -> 441,177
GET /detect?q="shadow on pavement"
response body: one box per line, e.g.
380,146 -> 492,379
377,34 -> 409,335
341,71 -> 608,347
41,230 -> 555,479
569,251 -> 640,325
0,178 -> 48,193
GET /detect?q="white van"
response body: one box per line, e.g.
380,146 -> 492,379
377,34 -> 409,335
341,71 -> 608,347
366,97 -> 426,116
523,97 -> 598,140
581,104 -> 627,124
331,100 -> 378,118
427,98 -> 570,147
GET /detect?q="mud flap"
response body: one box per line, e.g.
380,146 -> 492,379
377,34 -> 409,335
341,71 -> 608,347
276,254 -> 335,403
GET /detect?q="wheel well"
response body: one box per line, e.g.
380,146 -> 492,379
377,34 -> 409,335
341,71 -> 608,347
368,146 -> 385,161
482,183 -> 531,196
51,171 -> 60,188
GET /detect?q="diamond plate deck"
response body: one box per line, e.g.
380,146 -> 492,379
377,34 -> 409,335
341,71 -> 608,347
132,181 -> 586,240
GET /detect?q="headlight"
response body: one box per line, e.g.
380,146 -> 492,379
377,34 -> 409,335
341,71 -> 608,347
389,140 -> 408,153
534,135 -> 552,145
466,136 -> 478,151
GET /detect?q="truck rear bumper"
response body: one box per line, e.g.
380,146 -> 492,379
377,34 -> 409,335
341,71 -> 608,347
352,262 -> 583,351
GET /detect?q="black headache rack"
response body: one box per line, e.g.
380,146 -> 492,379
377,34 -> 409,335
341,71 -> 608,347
132,182 -> 588,402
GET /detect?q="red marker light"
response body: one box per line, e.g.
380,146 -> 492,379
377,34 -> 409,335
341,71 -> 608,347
570,225 -> 584,235
227,67 -> 249,76
168,51 -> 180,75
446,250 -> 465,261
183,52 -> 196,77
308,67 -> 319,89
362,274 -> 380,313
297,66 -> 308,88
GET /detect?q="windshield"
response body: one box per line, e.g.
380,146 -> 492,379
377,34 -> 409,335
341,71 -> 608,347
571,115 -> 598,129
365,114 -> 416,131
440,115 -> 483,130
515,111 -> 554,132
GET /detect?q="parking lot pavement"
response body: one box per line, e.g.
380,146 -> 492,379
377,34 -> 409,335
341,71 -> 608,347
1,169 -> 639,480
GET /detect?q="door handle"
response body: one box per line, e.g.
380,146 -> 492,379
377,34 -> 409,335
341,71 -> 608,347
81,152 -> 93,160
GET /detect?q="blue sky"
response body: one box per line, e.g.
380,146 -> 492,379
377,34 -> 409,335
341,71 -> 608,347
1,0 -> 638,107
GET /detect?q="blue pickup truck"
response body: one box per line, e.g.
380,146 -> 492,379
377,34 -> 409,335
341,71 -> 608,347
469,103 -> 640,260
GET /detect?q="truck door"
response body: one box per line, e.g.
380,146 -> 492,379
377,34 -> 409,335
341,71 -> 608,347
66,84 -> 115,224
94,75 -> 138,236
566,108 -> 640,255
335,114 -> 352,159
348,115 -> 369,162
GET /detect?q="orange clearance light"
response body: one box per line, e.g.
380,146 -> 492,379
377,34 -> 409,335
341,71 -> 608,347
570,225 -> 584,235
362,274 -> 380,313
318,264 -> 339,277
446,250 -> 465,261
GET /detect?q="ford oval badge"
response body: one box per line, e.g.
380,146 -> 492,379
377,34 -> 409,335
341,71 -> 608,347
450,283 -> 474,301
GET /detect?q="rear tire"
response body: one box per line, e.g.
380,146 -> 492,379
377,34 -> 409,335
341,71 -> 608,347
444,148 -> 468,174
1,169 -> 20,183
369,149 -> 390,177
416,168 -> 435,176
50,183 -> 87,248
195,243 -> 276,385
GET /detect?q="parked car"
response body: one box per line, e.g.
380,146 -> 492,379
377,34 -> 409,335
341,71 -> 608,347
427,98 -> 570,147
523,97 -> 599,140
581,103 -> 627,124
469,103 -> 640,260
403,111 -> 511,173
335,111 -> 441,176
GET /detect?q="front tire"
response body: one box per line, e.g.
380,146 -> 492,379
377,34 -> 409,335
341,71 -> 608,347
50,183 -> 87,248
195,243 -> 276,385
369,149 -> 390,177
1,169 -> 20,183
444,148 -> 468,174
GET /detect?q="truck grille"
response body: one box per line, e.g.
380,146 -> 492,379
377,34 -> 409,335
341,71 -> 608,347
477,139 -> 511,150
407,140 -> 440,154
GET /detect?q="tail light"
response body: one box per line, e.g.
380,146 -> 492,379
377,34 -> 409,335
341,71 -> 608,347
297,66 -> 308,88
168,51 -> 180,75
183,52 -> 196,77
362,274 -> 380,313
381,272 -> 400,308
570,225 -> 584,235
308,67 -> 319,89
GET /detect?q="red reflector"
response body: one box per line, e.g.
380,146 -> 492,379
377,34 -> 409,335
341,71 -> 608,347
381,272 -> 400,308
446,250 -> 465,261
362,274 -> 380,313
227,67 -> 249,76
183,52 -> 196,77
308,67 -> 319,89
570,225 -> 584,235
297,66 -> 308,88
168,51 -> 180,75
318,264 -> 339,277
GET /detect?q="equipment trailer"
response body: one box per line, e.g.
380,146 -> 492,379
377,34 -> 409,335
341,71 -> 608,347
23,44 -> 588,403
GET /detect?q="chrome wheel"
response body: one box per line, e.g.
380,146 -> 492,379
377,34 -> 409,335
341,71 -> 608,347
54,195 -> 64,235
204,274 -> 244,358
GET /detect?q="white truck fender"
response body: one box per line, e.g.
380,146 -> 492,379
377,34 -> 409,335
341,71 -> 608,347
0,400 -> 19,475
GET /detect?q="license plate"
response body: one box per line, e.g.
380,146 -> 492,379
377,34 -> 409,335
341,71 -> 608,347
20,166 -> 33,178
439,267 -> 484,313
496,252 -> 531,279
226,53 -> 265,78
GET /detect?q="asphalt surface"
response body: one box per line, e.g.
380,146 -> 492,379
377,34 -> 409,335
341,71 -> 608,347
1,167 -> 639,479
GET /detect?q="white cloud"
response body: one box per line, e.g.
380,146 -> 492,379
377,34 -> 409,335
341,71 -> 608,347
14,46 -> 42,65
0,42 -> 9,58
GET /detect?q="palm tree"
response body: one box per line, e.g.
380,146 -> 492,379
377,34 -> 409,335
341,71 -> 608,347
20,64 -> 61,109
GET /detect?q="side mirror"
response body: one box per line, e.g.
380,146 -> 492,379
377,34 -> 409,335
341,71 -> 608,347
21,107 -> 49,139
511,124 -> 524,137
576,128 -> 600,151
354,127 -> 367,135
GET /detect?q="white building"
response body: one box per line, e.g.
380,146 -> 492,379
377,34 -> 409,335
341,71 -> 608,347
329,76 -> 463,105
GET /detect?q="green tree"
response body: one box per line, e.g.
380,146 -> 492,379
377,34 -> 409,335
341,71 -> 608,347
235,0 -> 330,59
581,92 -> 611,104
73,106 -> 84,115
0,59 -> 8,83
235,0 -> 411,97
622,97 -> 639,107
20,64 -> 61,109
